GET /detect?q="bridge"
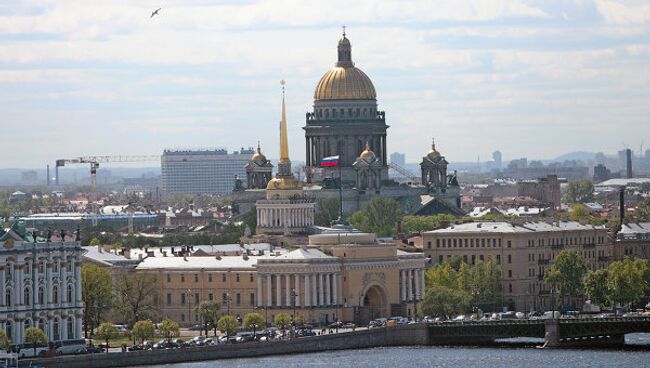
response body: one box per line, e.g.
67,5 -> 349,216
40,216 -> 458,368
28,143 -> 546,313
427,317 -> 650,347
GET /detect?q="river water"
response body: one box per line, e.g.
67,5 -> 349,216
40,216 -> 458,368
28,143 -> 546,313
149,334 -> 650,368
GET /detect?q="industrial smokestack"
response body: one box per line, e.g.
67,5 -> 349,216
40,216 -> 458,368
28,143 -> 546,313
619,186 -> 626,225
626,149 -> 633,178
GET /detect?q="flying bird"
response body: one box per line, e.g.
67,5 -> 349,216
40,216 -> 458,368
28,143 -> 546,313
151,8 -> 161,18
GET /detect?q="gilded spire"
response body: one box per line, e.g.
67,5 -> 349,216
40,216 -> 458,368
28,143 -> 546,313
279,80 -> 290,164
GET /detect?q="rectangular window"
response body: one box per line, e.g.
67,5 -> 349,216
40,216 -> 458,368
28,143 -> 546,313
508,270 -> 512,278
181,293 -> 186,305
166,274 -> 171,283
181,274 -> 185,283
481,239 -> 485,247
236,273 -> 240,282
249,274 -> 254,282
507,240 -> 512,248
208,293 -> 214,301
194,274 -> 199,283
508,254 -> 512,264
250,293 -> 255,306
222,274 -> 227,282
166,293 -> 172,305
195,293 -> 199,305
496,255 -> 501,265
208,273 -> 213,282
453,239 -> 457,247
222,293 -> 228,304
438,255 -> 443,263
236,293 -> 241,306
428,241 -> 432,249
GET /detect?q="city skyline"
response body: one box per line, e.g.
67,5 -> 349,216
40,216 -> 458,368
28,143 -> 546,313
2,0 -> 649,168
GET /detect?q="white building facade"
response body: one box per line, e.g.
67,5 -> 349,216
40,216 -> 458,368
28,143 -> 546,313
0,223 -> 85,345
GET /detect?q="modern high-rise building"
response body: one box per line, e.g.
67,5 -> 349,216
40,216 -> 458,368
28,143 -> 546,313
390,152 -> 406,167
161,148 -> 254,195
492,150 -> 502,170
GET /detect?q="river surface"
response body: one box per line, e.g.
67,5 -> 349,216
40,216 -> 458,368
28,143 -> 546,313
149,334 -> 650,368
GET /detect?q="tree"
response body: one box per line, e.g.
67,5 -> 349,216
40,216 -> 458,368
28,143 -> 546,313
569,204 -> 589,221
468,258 -> 502,307
293,314 -> 305,327
82,264 -> 113,337
89,238 -> 101,247
0,329 -> 9,350
95,323 -> 118,351
563,180 -> 594,204
401,214 -> 457,233
314,199 -> 341,226
116,272 -> 159,326
195,301 -> 220,336
243,312 -> 266,338
607,257 -> 649,308
158,319 -> 180,339
420,285 -> 470,318
544,250 -> 589,304
583,269 -> 610,307
274,313 -> 292,336
635,197 -> 650,221
217,315 -> 239,341
23,327 -> 47,356
350,197 -> 402,236
131,320 -> 155,344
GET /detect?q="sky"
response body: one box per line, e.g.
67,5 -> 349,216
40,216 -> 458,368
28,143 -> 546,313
1,0 -> 649,169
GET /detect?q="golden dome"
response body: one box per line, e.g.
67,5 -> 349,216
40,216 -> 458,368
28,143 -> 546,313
266,176 -> 302,190
427,138 -> 441,160
314,67 -> 376,100
251,143 -> 266,161
314,33 -> 376,101
360,142 -> 376,160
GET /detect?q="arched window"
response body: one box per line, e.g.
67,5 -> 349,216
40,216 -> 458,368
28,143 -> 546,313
4,264 -> 12,281
5,321 -> 12,342
53,286 -> 59,304
24,287 -> 31,306
67,318 -> 74,339
38,287 -> 45,305
53,318 -> 60,341
5,289 -> 11,306
24,319 -> 31,329
66,284 -> 73,303
39,319 -> 46,332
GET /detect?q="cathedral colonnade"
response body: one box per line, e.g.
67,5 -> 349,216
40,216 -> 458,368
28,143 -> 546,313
256,203 -> 315,229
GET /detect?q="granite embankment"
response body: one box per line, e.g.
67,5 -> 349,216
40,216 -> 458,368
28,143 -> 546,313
36,324 -> 428,368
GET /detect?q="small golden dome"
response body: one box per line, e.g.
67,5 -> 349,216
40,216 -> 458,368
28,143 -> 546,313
314,67 -> 376,100
251,143 -> 266,161
266,176 -> 302,190
360,142 -> 376,160
427,138 -> 441,160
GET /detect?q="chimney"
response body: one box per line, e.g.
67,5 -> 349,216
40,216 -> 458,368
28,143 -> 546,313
626,149 -> 633,179
162,251 -> 167,257
619,186 -> 626,225
138,253 -> 143,260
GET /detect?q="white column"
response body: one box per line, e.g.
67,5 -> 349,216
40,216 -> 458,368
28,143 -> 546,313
294,274 -> 300,307
401,270 -> 406,302
275,274 -> 282,307
304,275 -> 311,307
325,273 -> 331,306
61,318 -> 68,340
415,269 -> 421,299
420,269 -> 426,299
311,274 -> 317,307
16,266 -> 23,305
332,273 -> 338,305
48,319 -> 54,342
318,273 -> 324,306
266,274 -> 272,306
407,270 -> 413,301
0,266 -> 4,306
47,263 -> 53,304
285,274 -> 291,306
17,320 -> 23,344
75,261 -> 82,302
257,275 -> 263,307
75,315 -> 83,339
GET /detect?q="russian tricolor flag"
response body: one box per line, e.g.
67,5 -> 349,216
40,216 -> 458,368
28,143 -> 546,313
321,155 -> 340,167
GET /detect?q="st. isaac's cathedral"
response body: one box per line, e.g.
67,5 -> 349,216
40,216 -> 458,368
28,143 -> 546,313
233,31 -> 463,230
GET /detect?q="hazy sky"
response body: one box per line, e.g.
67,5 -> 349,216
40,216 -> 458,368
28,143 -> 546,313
1,0 -> 649,169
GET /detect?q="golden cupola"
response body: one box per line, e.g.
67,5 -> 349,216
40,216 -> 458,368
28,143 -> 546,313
314,31 -> 377,101
359,142 -> 376,161
251,142 -> 267,161
426,138 -> 441,160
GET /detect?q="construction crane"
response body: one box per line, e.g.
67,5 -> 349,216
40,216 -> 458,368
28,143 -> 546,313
388,161 -> 420,183
55,155 -> 160,188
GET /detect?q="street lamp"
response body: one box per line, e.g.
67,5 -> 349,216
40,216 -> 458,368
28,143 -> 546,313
226,292 -> 232,315
187,288 -> 192,328
290,289 -> 298,329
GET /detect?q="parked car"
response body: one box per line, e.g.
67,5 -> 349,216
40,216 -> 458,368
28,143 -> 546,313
153,339 -> 178,349
234,332 -> 256,343
342,322 -> 356,329
187,336 -> 206,346
204,337 -> 219,346
54,339 -> 86,355
328,321 -> 344,329
189,324 -> 204,331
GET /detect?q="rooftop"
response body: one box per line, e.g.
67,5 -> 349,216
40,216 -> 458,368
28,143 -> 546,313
424,221 -> 603,234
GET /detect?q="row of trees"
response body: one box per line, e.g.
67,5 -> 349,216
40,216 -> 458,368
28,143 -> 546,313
543,250 -> 648,309
420,257 -> 502,318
